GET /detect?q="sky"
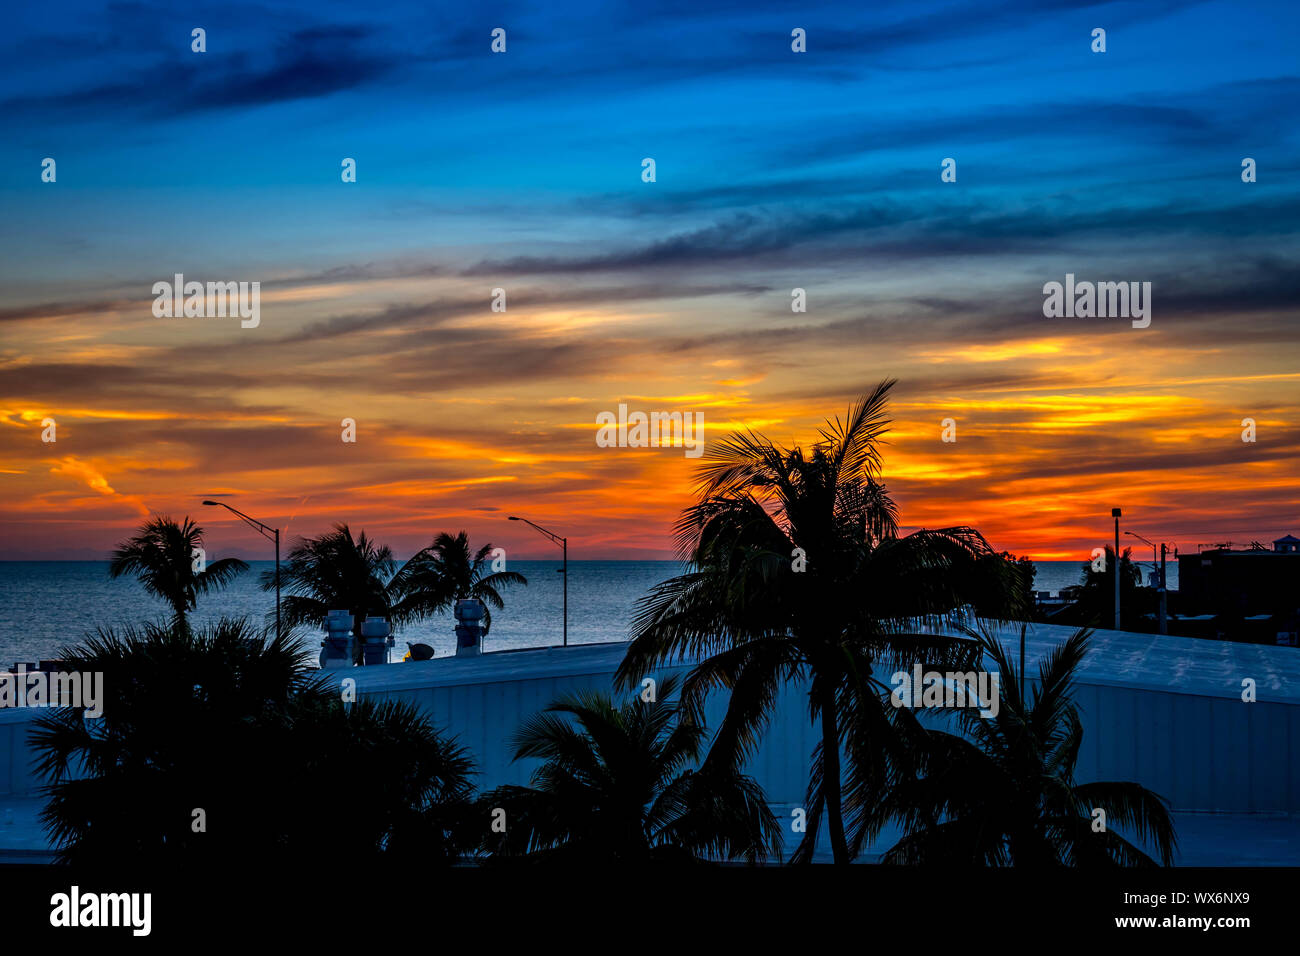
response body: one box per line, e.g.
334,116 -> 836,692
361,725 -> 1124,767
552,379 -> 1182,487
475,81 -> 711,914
1,0 -> 1297,562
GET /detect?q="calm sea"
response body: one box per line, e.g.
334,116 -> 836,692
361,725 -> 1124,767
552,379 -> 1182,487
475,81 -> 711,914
0,560 -> 1175,666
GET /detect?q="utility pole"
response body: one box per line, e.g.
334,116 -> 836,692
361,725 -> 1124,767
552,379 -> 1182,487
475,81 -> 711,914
1158,543 -> 1168,635
1112,508 -> 1122,630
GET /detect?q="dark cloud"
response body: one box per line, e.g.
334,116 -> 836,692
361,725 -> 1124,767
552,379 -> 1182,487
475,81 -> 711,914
0,300 -> 137,323
1,23 -> 393,121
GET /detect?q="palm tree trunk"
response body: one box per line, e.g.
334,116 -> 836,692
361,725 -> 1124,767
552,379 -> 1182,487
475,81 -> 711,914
171,601 -> 189,636
819,685 -> 850,864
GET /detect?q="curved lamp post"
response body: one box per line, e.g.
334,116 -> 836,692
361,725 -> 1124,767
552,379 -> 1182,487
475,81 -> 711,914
1127,529 -> 1167,635
203,500 -> 280,640
508,515 -> 566,647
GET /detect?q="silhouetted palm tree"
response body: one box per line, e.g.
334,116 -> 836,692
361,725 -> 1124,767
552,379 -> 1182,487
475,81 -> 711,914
390,531 -> 527,634
1052,546 -> 1148,630
109,515 -> 248,630
615,381 -> 1026,864
262,523 -> 396,663
876,626 -> 1177,866
482,675 -> 779,863
31,618 -> 478,865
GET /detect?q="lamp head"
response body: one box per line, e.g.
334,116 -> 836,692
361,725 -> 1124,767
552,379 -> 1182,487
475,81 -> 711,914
508,516 -> 520,521
202,500 -> 220,507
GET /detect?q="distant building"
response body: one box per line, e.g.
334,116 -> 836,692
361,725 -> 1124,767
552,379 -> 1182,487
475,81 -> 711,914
1275,534 -> 1300,554
1176,537 -> 1300,644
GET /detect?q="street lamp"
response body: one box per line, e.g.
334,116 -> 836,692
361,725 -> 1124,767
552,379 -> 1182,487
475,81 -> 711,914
203,500 -> 280,640
1125,531 -> 1157,580
1127,530 -> 1167,635
508,516 -> 567,647
1111,508 -> 1122,630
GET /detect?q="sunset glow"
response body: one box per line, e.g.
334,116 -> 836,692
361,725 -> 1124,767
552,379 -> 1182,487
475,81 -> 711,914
1,1 -> 1296,563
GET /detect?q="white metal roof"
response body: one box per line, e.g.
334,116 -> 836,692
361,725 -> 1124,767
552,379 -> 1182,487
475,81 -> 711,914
336,622 -> 1300,703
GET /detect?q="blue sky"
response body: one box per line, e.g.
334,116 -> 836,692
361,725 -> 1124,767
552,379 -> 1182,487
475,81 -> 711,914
4,0 -> 1296,289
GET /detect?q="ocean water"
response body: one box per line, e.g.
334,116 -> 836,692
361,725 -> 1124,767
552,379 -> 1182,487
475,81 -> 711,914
0,560 -> 676,667
0,560 -> 1173,667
